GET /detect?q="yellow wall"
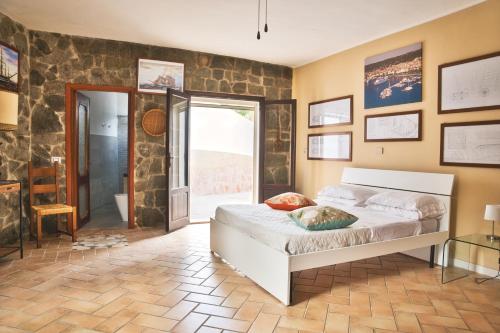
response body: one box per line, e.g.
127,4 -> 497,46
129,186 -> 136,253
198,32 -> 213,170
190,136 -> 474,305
293,0 -> 500,269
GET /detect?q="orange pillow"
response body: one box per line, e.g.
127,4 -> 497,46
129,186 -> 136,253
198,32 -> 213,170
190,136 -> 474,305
265,192 -> 316,211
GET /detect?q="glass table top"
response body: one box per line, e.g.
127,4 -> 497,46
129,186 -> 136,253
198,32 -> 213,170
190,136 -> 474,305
451,233 -> 500,251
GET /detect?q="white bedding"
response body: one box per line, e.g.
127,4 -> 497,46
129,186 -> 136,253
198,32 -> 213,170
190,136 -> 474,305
214,200 -> 438,255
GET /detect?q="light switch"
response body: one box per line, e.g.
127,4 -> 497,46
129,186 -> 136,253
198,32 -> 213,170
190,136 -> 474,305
376,147 -> 384,155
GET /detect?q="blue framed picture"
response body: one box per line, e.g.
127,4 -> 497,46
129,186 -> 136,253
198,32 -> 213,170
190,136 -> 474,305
364,42 -> 422,109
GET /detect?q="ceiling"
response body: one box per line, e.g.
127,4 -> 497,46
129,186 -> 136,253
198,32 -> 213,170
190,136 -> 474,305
0,0 -> 483,67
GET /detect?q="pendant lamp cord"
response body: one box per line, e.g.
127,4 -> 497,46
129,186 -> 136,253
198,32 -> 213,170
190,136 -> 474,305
257,0 -> 261,39
264,0 -> 269,32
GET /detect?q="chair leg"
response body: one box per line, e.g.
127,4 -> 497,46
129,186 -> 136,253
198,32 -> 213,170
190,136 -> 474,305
30,212 -> 35,241
36,213 -> 42,249
72,208 -> 77,242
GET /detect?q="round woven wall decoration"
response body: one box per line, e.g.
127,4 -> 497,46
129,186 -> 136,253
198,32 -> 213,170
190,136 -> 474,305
142,109 -> 166,136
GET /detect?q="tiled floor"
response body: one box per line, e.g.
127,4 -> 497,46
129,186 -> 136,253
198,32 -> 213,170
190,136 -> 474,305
0,224 -> 499,333
83,204 -> 127,230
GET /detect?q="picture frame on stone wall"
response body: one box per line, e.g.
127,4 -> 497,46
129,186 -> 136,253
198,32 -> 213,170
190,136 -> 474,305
137,58 -> 184,94
308,95 -> 353,128
0,41 -> 19,93
307,132 -> 352,161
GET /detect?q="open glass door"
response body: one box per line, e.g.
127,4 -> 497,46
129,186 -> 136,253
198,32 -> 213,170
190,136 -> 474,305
166,89 -> 190,232
76,92 -> 90,226
259,99 -> 297,202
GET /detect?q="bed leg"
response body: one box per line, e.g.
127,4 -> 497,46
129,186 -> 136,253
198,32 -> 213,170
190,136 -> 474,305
429,245 -> 435,268
289,272 -> 293,305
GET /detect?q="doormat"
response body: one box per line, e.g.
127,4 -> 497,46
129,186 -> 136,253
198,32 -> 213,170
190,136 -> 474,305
72,234 -> 128,250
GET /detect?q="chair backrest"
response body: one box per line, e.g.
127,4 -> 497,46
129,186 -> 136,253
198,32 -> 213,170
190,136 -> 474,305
28,161 -> 61,208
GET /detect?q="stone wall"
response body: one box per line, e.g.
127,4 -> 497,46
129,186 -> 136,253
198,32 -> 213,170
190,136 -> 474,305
0,13 -> 30,244
0,9 -> 293,234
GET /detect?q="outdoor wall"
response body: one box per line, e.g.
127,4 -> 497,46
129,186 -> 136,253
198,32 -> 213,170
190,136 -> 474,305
0,13 -> 30,244
0,8 -> 293,239
293,0 -> 500,269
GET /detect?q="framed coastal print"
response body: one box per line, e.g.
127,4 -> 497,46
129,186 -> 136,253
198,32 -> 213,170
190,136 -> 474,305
137,58 -> 184,94
308,95 -> 353,128
364,42 -> 422,109
308,132 -> 352,161
440,120 -> 500,168
438,51 -> 500,114
0,41 -> 19,93
365,110 -> 422,142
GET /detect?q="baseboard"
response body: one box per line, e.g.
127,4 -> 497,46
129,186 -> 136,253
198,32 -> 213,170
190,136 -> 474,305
451,258 -> 500,279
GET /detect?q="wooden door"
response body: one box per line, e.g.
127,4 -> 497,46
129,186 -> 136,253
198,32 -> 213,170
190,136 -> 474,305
76,92 -> 90,226
259,99 -> 297,202
166,89 -> 190,232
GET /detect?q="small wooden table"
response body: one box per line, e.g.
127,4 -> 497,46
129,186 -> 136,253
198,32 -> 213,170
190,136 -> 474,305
0,180 -> 23,259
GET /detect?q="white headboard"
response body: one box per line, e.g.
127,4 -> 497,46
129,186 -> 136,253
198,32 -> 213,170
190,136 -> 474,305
341,167 -> 454,196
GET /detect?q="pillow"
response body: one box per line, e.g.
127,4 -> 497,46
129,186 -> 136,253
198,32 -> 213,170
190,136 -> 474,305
264,192 -> 316,211
317,185 -> 376,205
288,206 -> 358,231
315,196 -> 360,207
365,191 -> 446,219
365,204 -> 420,220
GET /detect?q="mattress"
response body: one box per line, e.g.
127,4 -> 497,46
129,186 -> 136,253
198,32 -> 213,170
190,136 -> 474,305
214,201 -> 438,255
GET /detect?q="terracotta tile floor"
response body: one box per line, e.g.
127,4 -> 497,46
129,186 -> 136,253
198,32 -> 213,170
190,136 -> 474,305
0,224 -> 499,332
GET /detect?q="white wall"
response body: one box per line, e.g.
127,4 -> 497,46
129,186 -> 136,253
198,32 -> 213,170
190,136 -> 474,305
84,91 -> 128,137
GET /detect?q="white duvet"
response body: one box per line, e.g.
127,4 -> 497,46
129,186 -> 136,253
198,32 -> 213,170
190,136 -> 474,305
214,200 -> 438,255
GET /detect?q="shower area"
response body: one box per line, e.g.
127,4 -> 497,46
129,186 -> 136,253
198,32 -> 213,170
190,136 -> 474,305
80,91 -> 129,229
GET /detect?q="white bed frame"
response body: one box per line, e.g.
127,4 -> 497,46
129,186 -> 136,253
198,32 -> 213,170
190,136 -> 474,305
210,167 -> 455,305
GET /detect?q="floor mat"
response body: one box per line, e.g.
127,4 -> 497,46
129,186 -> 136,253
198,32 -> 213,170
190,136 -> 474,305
72,234 -> 128,250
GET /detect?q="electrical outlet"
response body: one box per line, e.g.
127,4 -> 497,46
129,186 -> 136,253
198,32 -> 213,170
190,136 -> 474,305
51,156 -> 62,164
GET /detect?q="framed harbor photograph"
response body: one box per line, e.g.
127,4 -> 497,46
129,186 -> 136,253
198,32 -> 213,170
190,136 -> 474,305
137,58 -> 184,94
0,41 -> 19,93
308,95 -> 353,128
365,110 -> 422,142
307,132 -> 352,161
364,42 -> 422,109
438,51 -> 500,114
440,120 -> 500,168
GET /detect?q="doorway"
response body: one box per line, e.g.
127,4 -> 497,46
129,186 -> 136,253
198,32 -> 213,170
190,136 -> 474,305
65,84 -> 135,229
189,97 -> 260,222
165,89 -> 296,232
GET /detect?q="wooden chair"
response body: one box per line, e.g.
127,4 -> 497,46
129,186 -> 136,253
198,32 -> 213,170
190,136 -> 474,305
28,161 -> 77,248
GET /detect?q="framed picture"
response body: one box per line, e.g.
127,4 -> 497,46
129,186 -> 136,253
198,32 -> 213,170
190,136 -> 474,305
438,51 -> 500,114
137,58 -> 184,94
440,120 -> 500,168
364,42 -> 422,109
0,41 -> 19,93
308,95 -> 353,128
307,132 -> 352,161
365,110 -> 422,142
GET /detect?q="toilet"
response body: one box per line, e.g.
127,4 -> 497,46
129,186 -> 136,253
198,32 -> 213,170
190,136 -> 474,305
114,174 -> 128,222
114,193 -> 128,222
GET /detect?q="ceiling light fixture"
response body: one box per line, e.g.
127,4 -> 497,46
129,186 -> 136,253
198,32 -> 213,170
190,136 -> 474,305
257,0 -> 269,40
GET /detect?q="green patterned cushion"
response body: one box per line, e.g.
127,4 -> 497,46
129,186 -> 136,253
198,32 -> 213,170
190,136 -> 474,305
287,206 -> 358,231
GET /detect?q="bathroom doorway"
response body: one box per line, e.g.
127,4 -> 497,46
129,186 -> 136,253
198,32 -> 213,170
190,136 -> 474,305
65,84 -> 135,229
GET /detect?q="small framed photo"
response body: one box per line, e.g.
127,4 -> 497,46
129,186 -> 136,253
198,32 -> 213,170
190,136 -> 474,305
308,132 -> 352,161
438,51 -> 500,114
137,58 -> 184,94
365,110 -> 422,142
308,95 -> 353,128
440,120 -> 500,168
0,41 -> 19,93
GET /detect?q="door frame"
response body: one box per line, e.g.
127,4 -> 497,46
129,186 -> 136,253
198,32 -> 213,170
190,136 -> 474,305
65,83 -> 136,229
186,91 -> 266,204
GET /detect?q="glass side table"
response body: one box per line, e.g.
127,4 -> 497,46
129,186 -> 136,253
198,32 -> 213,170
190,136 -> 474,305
442,233 -> 499,284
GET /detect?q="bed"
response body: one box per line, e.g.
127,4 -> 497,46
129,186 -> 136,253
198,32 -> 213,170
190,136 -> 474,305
210,167 -> 455,305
